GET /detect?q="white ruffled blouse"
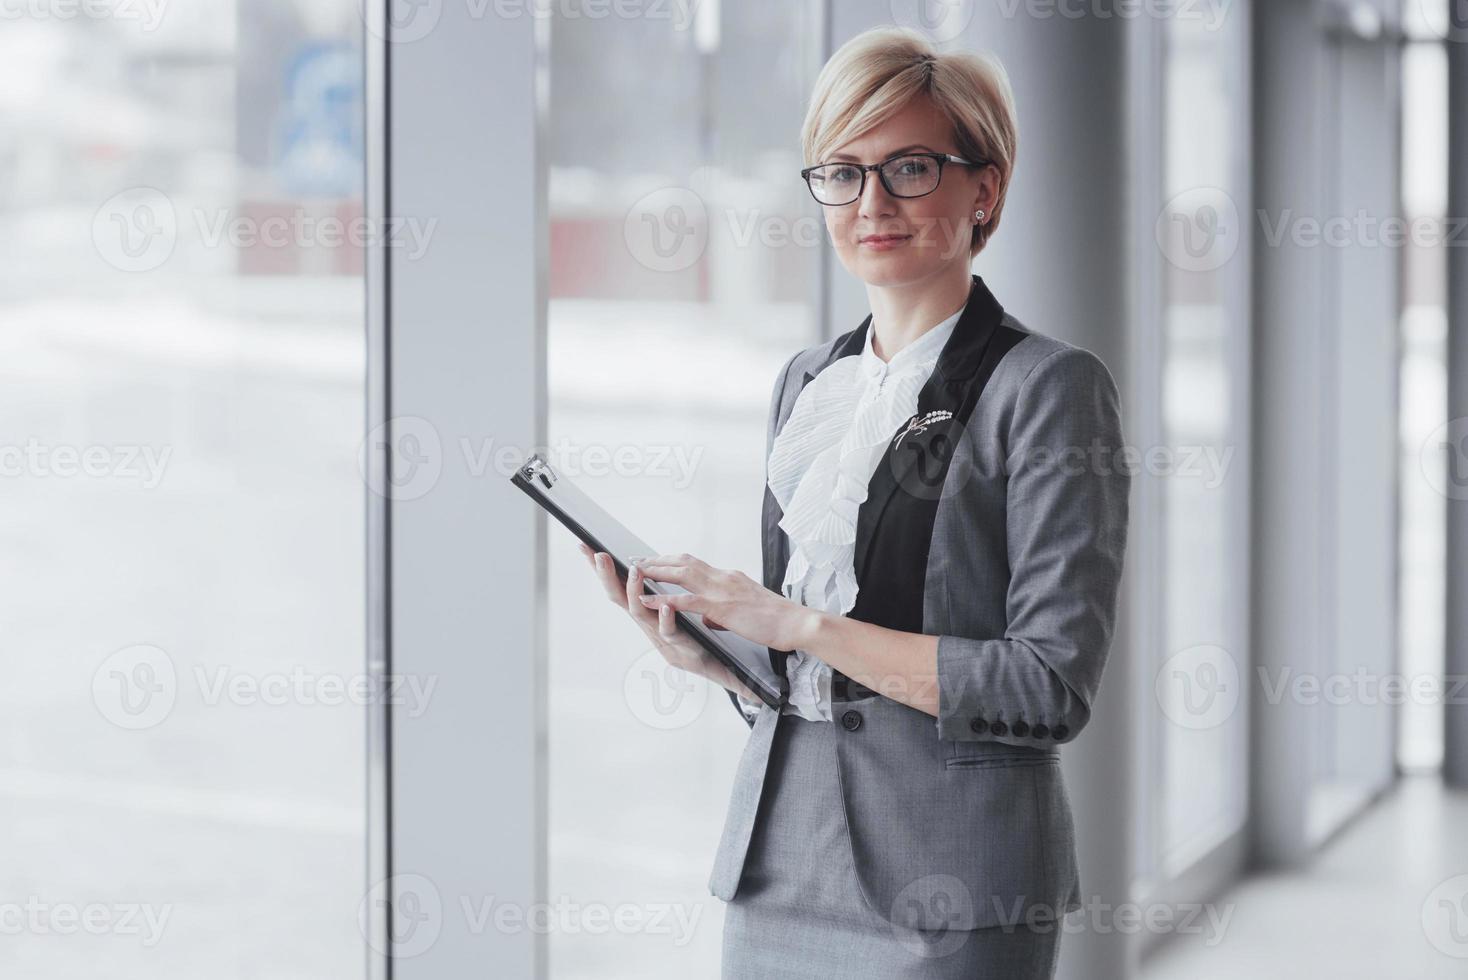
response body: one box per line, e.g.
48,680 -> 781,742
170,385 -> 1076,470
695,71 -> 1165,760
763,304 -> 963,722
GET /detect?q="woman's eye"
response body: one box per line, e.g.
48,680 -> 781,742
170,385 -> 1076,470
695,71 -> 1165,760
828,166 -> 859,182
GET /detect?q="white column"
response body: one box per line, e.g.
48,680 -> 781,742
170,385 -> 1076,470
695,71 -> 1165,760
368,2 -> 547,976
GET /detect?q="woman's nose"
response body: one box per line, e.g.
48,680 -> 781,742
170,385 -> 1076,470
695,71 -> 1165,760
856,170 -> 897,220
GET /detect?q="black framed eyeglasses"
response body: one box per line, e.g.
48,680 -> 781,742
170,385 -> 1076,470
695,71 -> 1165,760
800,152 -> 988,207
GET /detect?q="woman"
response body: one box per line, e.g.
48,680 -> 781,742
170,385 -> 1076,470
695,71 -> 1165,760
580,26 -> 1129,979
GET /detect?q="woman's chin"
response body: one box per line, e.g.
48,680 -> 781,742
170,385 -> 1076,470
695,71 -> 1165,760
843,252 -> 934,287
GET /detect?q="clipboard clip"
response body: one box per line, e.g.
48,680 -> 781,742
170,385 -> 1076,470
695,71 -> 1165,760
522,454 -> 557,490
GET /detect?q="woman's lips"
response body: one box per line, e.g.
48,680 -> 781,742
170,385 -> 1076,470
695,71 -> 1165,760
858,234 -> 911,251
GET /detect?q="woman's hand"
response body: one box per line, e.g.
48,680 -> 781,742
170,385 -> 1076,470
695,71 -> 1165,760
578,541 -> 762,703
631,553 -> 820,653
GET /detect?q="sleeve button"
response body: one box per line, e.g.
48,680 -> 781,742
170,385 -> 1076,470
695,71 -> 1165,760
990,720 -> 1008,736
1050,723 -> 1069,740
1032,723 -> 1050,739
968,716 -> 988,734
1012,720 -> 1030,737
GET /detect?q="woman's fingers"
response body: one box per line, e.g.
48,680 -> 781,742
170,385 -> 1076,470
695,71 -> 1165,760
634,553 -> 721,592
579,545 -> 711,660
625,558 -> 673,633
585,549 -> 630,606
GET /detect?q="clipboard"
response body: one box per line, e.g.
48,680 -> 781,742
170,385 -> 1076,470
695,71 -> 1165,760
510,452 -> 787,709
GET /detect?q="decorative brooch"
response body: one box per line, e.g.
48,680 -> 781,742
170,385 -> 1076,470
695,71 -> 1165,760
893,409 -> 953,449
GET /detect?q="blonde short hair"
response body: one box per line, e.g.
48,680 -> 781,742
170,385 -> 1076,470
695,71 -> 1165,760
800,27 -> 1018,257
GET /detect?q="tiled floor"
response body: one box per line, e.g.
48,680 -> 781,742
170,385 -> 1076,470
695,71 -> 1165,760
1142,774 -> 1468,979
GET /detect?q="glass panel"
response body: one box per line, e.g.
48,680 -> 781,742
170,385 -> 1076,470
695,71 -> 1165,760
1157,12 -> 1248,867
0,5 -> 366,977
1396,39 -> 1448,772
544,2 -> 823,976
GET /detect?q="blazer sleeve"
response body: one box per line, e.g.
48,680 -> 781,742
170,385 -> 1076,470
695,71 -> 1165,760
934,346 -> 1130,746
726,349 -> 802,729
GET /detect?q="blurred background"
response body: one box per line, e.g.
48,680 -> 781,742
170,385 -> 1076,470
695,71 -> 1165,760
1,0 -> 1465,978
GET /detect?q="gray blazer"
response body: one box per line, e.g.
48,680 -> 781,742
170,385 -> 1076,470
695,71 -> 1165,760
708,273 -> 1130,932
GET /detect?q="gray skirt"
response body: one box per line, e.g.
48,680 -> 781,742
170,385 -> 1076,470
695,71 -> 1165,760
720,710 -> 1062,980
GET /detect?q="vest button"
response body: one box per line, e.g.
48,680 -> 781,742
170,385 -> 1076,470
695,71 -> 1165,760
840,709 -> 863,732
